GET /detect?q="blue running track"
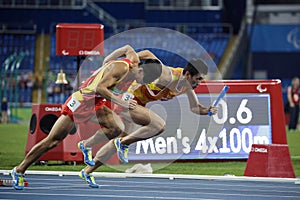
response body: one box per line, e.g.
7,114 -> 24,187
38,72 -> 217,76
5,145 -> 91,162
0,170 -> 299,200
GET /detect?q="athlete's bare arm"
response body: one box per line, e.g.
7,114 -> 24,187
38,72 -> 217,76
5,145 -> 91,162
95,62 -> 136,110
137,50 -> 157,60
103,45 -> 140,66
138,51 -> 217,115
186,88 -> 218,115
137,50 -> 167,66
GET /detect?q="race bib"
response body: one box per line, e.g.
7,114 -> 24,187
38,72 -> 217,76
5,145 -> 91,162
122,92 -> 134,102
67,96 -> 81,112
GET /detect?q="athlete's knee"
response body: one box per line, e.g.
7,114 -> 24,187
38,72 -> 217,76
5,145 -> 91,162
44,132 -> 67,150
160,122 -> 166,133
105,125 -> 124,139
43,137 -> 62,150
152,119 -> 166,135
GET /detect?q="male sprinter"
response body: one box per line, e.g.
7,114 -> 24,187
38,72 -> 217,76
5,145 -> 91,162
115,51 -> 218,154
77,50 -> 218,187
11,45 -> 164,190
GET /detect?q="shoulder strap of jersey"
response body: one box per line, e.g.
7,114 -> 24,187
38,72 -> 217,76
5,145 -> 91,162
121,58 -> 132,66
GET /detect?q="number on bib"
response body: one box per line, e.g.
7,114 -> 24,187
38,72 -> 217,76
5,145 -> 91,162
122,92 -> 134,102
67,96 -> 81,112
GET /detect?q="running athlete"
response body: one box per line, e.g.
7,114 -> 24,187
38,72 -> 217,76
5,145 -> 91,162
10,45 -> 164,190
116,50 -> 218,148
77,50 -> 218,188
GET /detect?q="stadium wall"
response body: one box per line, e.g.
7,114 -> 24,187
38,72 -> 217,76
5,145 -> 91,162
250,24 -> 300,79
252,52 -> 300,79
0,8 -> 101,33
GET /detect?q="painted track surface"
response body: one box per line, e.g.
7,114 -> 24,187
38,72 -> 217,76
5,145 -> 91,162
0,170 -> 299,200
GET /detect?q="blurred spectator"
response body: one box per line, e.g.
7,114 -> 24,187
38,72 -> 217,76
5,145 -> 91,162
18,73 -> 27,106
26,72 -> 34,102
1,97 -> 8,124
287,77 -> 300,131
53,84 -> 60,103
47,83 -> 54,103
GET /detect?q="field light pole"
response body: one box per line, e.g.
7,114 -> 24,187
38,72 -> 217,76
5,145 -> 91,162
7,52 -> 27,122
1,54 -> 16,97
0,54 -> 16,119
11,51 -> 28,121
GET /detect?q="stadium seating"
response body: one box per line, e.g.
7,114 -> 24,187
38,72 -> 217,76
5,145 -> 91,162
0,34 -> 36,104
46,28 -> 230,103
0,1 -> 231,104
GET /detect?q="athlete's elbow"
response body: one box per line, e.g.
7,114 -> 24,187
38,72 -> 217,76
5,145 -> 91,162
190,107 -> 207,115
142,50 -> 152,55
124,44 -> 134,52
190,107 -> 200,114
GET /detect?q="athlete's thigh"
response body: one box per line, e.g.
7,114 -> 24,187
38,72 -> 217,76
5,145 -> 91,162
47,115 -> 75,141
96,106 -> 124,130
127,105 -> 162,126
121,118 -> 136,136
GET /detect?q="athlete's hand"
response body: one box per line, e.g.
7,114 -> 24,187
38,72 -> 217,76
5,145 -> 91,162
128,99 -> 137,110
208,106 -> 218,115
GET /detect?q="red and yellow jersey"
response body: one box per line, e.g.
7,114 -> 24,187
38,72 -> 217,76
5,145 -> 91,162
129,67 -> 189,106
73,59 -> 132,100
61,59 -> 133,123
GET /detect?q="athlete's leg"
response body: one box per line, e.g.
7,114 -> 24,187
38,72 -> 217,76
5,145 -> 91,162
112,105 -> 165,163
82,129 -> 109,148
81,106 -> 125,148
79,106 -> 125,176
119,105 -> 166,145
15,115 -> 75,174
98,106 -> 125,134
82,108 -> 135,147
83,119 -> 135,174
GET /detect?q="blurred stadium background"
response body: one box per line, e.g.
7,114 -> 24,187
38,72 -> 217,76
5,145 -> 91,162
0,0 -> 300,124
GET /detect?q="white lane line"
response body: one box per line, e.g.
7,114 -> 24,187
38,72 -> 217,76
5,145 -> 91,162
0,170 -> 297,183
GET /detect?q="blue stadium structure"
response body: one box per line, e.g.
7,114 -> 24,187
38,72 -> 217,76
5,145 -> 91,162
0,0 -> 299,106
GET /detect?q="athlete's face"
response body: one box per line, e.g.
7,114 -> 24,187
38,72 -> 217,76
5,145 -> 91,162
134,68 -> 144,83
186,72 -> 206,89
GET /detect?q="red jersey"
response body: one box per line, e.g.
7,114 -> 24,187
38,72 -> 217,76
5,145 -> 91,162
61,59 -> 133,123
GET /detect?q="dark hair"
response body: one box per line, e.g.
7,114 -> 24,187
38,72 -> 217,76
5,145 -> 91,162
183,59 -> 208,76
138,59 -> 162,83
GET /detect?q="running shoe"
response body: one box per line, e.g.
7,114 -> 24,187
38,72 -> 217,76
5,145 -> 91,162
79,169 -> 100,188
78,141 -> 95,166
11,167 -> 24,190
114,138 -> 129,164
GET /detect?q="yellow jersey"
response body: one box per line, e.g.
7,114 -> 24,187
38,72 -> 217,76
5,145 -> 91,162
129,67 -> 189,106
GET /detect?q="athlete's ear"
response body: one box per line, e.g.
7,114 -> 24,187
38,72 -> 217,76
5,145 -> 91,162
185,71 -> 191,78
138,68 -> 144,74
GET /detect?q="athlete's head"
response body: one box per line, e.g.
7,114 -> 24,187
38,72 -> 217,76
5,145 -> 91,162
183,59 -> 208,89
135,59 -> 162,84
